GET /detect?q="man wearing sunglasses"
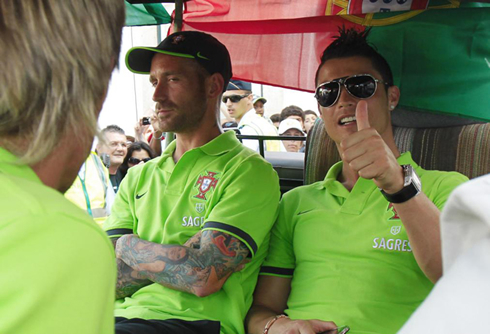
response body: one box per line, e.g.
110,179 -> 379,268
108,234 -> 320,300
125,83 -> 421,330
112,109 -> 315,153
104,31 -> 280,334
246,27 -> 468,334
223,80 -> 280,152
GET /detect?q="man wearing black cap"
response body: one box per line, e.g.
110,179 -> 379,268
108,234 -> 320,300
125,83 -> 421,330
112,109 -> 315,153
104,31 -> 280,334
224,80 -> 280,152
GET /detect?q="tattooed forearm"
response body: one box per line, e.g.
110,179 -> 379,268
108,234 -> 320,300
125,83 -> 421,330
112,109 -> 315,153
116,231 -> 250,296
115,258 -> 152,299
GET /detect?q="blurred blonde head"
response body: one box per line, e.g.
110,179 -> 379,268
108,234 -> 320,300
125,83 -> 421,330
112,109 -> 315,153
0,0 -> 125,164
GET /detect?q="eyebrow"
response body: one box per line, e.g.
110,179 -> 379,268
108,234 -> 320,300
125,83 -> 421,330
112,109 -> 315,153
149,70 -> 181,82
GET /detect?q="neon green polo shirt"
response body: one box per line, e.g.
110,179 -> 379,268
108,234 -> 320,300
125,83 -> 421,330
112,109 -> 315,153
261,152 -> 468,334
0,148 -> 116,334
104,130 -> 280,334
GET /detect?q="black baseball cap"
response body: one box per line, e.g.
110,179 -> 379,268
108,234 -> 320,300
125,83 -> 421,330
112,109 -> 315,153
126,31 -> 232,92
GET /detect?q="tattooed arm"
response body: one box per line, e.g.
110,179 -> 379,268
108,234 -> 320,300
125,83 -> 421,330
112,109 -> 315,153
115,230 -> 250,297
111,237 -> 153,299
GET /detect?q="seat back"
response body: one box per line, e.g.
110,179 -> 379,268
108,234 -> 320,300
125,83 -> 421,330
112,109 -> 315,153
305,118 -> 490,184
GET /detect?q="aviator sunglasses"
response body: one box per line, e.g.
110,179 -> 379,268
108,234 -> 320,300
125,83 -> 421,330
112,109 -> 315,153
128,157 -> 152,164
222,94 -> 250,103
314,74 -> 389,108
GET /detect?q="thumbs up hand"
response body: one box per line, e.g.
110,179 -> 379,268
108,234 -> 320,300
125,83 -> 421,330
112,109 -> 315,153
340,101 -> 404,193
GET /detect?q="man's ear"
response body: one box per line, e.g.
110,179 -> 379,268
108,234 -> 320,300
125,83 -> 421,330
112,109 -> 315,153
387,85 -> 401,111
207,73 -> 225,98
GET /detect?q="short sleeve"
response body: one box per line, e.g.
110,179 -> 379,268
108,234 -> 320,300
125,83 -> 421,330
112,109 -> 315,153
104,170 -> 136,238
202,156 -> 280,257
421,170 -> 469,211
260,193 -> 296,277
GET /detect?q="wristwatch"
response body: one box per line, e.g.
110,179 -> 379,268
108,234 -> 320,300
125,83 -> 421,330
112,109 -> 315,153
380,164 -> 422,203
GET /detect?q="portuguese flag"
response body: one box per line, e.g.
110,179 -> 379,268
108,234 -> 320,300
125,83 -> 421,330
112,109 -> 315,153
175,1 -> 490,122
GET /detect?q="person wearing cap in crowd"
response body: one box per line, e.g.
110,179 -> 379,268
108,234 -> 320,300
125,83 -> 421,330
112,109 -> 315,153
105,31 -> 280,334
245,27 -> 468,334
0,1 -> 125,333
253,96 -> 267,117
223,80 -> 280,153
278,119 -> 305,153
280,105 -> 306,131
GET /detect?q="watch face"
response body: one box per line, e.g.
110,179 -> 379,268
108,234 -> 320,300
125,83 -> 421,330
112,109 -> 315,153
403,164 -> 422,191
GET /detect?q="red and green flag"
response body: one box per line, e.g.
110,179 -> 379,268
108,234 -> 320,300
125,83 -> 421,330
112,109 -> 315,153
179,1 -> 490,121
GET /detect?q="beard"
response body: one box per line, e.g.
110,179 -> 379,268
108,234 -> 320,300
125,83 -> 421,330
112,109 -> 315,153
156,87 -> 208,134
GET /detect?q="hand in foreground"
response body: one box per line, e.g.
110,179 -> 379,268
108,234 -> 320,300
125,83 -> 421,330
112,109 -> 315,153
340,100 -> 403,193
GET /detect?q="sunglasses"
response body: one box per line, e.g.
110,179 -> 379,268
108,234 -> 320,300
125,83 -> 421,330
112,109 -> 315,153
314,74 -> 389,108
222,94 -> 250,103
128,157 -> 152,164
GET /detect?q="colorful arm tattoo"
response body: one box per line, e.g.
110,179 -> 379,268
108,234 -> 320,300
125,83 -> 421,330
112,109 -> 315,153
116,230 -> 250,295
115,259 -> 152,299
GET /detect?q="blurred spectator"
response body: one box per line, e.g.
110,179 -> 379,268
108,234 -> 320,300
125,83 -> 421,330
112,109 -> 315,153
134,116 -> 152,143
96,125 -> 127,193
278,119 -> 305,153
65,151 -> 115,227
281,105 -> 305,131
304,110 -> 319,133
253,96 -> 267,117
223,80 -> 280,152
119,141 -> 156,178
270,113 -> 282,129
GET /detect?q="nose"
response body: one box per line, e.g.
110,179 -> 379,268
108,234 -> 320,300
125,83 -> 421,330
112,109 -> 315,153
225,98 -> 233,107
152,81 -> 167,103
336,84 -> 356,108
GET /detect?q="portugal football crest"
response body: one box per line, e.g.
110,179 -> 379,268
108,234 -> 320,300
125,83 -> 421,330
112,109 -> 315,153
194,171 -> 219,200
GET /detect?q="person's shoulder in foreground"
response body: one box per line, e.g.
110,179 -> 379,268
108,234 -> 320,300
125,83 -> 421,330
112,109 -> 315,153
107,30 -> 280,334
0,1 -> 125,333
398,173 -> 490,334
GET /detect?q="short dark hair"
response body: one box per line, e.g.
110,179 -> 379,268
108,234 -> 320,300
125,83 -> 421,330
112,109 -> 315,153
270,113 -> 281,123
281,105 -> 305,122
315,27 -> 394,89
304,110 -> 317,117
101,124 -> 125,136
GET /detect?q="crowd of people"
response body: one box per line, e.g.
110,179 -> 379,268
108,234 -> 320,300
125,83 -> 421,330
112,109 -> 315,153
1,2 -> 488,334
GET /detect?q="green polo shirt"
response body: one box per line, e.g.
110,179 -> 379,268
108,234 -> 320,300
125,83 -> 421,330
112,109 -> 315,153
261,152 -> 468,334
0,148 -> 116,334
104,130 -> 280,334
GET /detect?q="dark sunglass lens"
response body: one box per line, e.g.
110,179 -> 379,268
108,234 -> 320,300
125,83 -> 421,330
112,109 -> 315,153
222,95 -> 243,103
316,82 -> 339,107
142,158 -> 152,163
346,75 -> 376,99
128,157 -> 139,164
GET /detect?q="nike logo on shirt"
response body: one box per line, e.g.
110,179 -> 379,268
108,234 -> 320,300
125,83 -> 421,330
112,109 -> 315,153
136,192 -> 147,199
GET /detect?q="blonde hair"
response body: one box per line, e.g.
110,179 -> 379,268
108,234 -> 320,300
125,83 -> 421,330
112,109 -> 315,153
0,0 -> 125,164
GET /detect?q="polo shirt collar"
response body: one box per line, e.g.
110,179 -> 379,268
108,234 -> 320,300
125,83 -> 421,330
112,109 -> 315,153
0,147 -> 41,183
161,130 -> 241,158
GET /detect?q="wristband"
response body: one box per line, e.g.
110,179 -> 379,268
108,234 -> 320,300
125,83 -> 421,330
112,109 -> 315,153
263,314 -> 288,334
154,131 -> 164,140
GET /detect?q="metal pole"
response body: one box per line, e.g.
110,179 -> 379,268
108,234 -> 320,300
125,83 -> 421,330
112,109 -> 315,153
164,0 -> 184,148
